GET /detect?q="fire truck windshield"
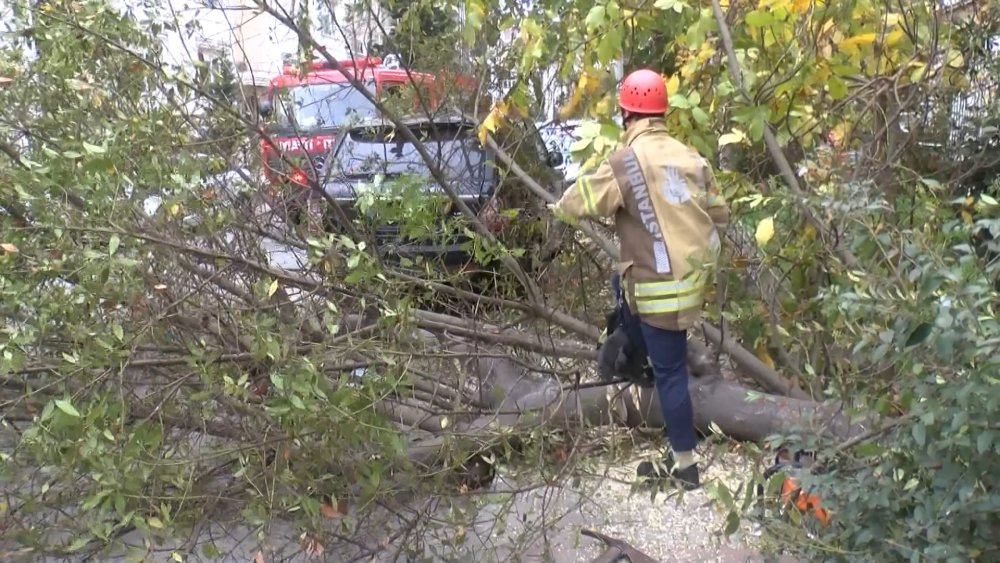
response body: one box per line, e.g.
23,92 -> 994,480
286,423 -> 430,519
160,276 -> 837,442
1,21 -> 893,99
269,81 -> 378,133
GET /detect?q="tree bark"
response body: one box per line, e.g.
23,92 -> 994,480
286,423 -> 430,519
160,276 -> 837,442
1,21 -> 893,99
404,347 -> 866,473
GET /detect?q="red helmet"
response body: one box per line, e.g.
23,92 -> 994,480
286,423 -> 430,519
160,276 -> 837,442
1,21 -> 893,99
618,69 -> 668,114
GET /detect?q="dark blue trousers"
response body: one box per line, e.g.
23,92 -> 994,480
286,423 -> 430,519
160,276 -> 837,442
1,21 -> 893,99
611,271 -> 697,453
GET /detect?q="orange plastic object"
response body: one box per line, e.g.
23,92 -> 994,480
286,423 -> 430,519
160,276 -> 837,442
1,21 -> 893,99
779,475 -> 831,526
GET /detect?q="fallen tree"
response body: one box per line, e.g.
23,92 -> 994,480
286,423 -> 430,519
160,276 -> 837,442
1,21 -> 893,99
8,2 -> 998,561
395,332 -> 865,481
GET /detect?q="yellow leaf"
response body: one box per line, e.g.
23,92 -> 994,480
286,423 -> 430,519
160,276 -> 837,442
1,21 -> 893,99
592,93 -> 613,117
665,74 -> 680,96
755,216 -> 775,246
0,243 -> 18,254
718,129 -> 747,146
755,344 -> 776,369
790,0 -> 810,13
885,29 -> 905,48
839,33 -> 877,49
477,101 -> 507,145
580,70 -> 602,94
829,121 -> 851,145
695,43 -> 717,64
559,69 -> 605,120
558,89 -> 584,121
148,516 -> 164,529
946,49 -> 964,69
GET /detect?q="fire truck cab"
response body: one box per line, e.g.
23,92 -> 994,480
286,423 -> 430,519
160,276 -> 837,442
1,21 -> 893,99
256,54 -> 454,187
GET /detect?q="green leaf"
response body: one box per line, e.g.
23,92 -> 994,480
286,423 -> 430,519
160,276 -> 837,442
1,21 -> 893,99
668,94 -> 692,109
911,423 -> 926,447
41,401 -> 55,422
55,399 -> 81,418
112,324 -> 124,342
977,431 -> 993,454
584,5 -> 606,30
569,138 -> 592,154
108,234 -> 120,256
82,141 -> 106,154
691,107 -> 710,126
745,10 -> 774,27
854,442 -> 883,457
66,537 -> 91,552
715,482 -> 735,508
596,28 -> 622,63
905,323 -> 933,347
724,510 -> 740,536
147,516 -> 164,529
828,76 -> 848,100
653,0 -> 687,13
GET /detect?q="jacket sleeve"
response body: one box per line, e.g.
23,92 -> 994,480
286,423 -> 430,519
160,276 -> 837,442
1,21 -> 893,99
699,159 -> 730,231
552,159 -> 624,221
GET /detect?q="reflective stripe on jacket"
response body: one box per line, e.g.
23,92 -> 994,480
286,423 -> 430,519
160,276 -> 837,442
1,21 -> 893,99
553,118 -> 730,331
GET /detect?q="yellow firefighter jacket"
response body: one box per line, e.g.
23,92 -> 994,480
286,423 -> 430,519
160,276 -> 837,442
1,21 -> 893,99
553,118 -> 730,331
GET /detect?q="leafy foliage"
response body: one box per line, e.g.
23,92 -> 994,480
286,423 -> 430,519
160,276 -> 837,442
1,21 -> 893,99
2,0 -> 999,560
489,0 -> 999,560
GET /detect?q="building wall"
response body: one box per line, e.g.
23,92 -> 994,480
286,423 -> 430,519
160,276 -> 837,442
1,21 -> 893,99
152,0 -> 391,116
156,1 -> 388,85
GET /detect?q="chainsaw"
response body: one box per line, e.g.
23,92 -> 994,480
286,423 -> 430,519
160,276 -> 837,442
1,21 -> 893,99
757,448 -> 831,527
596,305 -> 655,388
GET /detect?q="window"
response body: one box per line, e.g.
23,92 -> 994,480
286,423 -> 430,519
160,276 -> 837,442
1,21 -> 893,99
270,81 -> 379,133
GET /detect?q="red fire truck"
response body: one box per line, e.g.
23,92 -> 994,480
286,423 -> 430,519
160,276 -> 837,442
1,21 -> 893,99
254,54 -> 564,267
255,54 -> 460,186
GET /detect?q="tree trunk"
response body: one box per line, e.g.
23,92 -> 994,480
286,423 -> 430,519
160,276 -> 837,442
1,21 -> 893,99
404,346 -> 866,473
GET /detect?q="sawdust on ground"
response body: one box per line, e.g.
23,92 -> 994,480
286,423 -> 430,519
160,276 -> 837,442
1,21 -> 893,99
465,449 -> 791,563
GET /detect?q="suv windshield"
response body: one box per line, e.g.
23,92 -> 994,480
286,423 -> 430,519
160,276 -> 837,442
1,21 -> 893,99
270,81 -> 378,133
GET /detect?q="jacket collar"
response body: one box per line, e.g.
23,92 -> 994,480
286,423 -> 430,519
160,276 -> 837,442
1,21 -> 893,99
622,118 -> 670,147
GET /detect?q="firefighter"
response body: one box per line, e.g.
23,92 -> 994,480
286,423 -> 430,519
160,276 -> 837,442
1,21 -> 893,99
551,68 -> 730,490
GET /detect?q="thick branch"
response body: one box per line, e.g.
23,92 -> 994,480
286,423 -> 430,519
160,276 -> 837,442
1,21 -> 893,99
700,323 -> 809,399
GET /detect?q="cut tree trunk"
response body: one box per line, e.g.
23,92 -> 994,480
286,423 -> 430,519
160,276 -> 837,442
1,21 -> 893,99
403,343 -> 867,474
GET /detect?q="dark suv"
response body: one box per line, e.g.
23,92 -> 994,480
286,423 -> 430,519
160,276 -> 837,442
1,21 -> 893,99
277,111 -> 564,268
323,113 -> 497,266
